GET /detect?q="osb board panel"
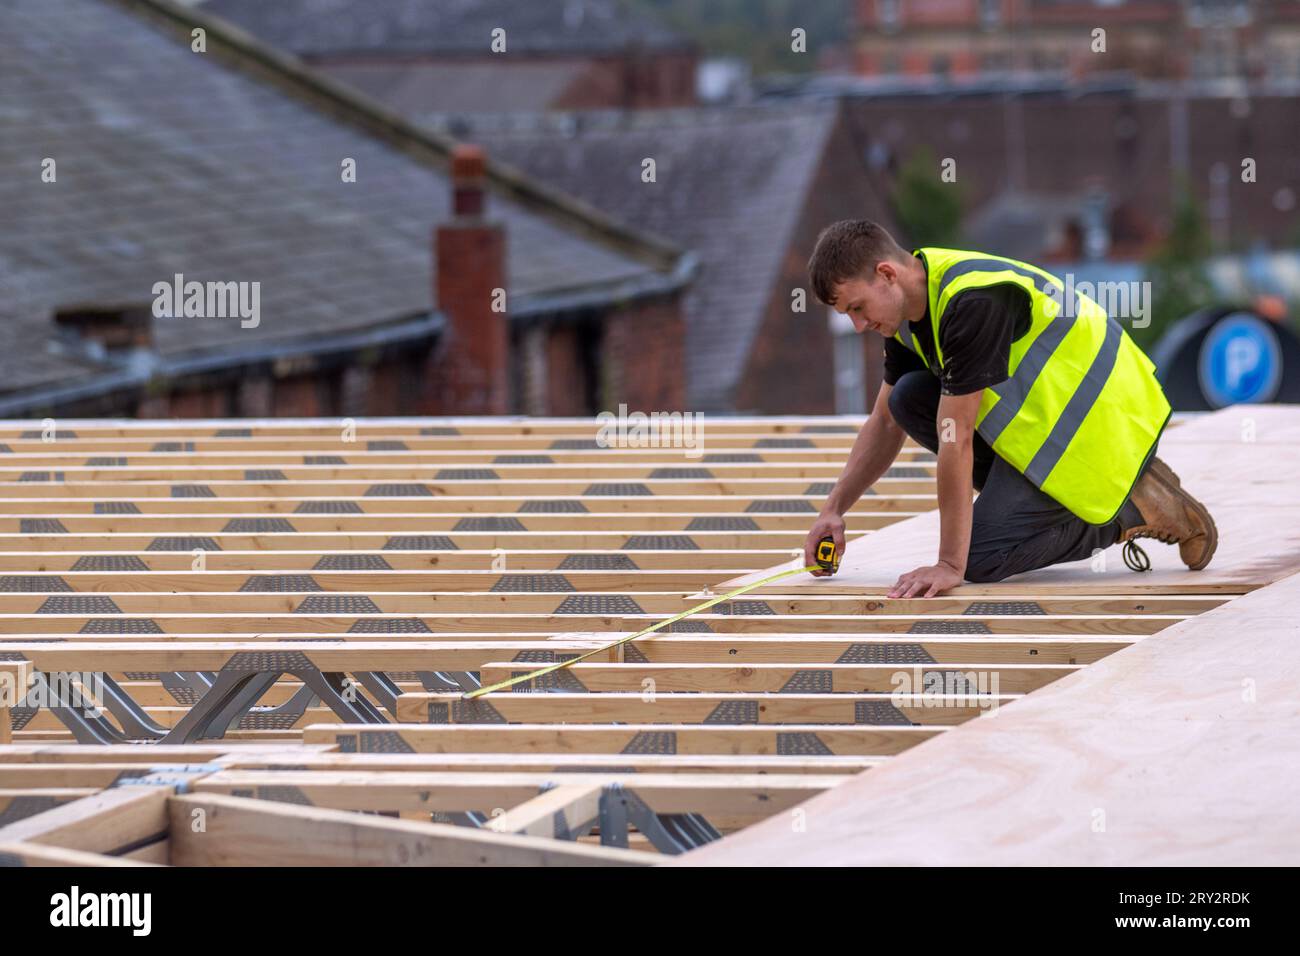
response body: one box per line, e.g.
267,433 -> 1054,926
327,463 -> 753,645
724,405 -> 1300,595
672,567 -> 1300,866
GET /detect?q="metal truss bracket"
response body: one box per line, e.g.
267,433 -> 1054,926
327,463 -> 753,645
596,783 -> 721,855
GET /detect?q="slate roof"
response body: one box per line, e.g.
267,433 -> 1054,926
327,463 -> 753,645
431,106 -> 844,411
200,0 -> 692,56
0,0 -> 689,398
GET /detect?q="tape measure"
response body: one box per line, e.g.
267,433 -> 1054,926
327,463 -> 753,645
463,536 -> 839,699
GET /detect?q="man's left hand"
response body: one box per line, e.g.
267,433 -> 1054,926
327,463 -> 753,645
888,561 -> 964,598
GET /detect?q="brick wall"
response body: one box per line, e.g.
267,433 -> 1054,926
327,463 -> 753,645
733,114 -> 895,414
600,294 -> 687,413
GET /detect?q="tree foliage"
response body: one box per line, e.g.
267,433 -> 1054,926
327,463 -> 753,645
891,146 -> 964,249
1139,183 -> 1217,348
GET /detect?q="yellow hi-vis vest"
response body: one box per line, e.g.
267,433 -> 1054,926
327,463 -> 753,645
895,248 -> 1171,525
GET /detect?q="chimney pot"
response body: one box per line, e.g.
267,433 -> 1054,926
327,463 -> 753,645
451,143 -> 488,217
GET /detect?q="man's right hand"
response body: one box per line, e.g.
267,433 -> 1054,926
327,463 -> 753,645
804,512 -> 846,576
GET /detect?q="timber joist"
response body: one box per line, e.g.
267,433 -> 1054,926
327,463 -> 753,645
0,414 -> 1266,865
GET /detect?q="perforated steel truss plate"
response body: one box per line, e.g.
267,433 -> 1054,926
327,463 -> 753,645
294,501 -> 362,513
621,732 -> 677,754
717,600 -> 775,616
71,555 -> 149,571
244,469 -> 286,480
293,595 -> 381,614
908,620 -> 993,634
667,619 -> 713,633
148,536 -> 221,551
171,484 -> 215,498
836,642 -> 935,664
963,601 -> 1046,616
0,575 -> 72,592
519,500 -> 588,513
38,595 -> 121,614
704,700 -> 759,724
80,618 -> 162,633
584,482 -> 652,496
18,519 -> 67,533
491,574 -> 575,593
435,468 -> 498,480
622,535 -> 697,550
221,650 -> 316,673
223,518 -> 296,533
780,670 -> 833,693
313,554 -> 392,570
241,575 -> 323,593
855,701 -> 913,725
686,517 -> 758,531
777,732 -> 833,755
347,617 -> 430,632
494,454 -> 552,463
365,483 -> 431,496
554,594 -> 644,614
93,502 -> 140,514
453,517 -> 526,532
649,467 -> 713,479
558,554 -> 638,571
382,535 -> 457,550
745,499 -> 816,513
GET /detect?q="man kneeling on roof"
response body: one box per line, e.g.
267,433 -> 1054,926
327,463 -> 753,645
802,220 -> 1217,598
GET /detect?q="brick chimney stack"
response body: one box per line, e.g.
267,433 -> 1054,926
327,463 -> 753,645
430,144 -> 509,415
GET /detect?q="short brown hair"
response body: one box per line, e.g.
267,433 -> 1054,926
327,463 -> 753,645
807,220 -> 907,306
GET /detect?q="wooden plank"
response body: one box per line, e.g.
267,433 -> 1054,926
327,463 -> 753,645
306,723 -> 941,756
476,661 -> 1076,694
0,743 -> 334,764
0,841 -> 161,866
0,786 -> 170,855
167,793 -> 657,866
486,784 -> 604,839
193,770 -> 841,825
0,662 -> 31,746
215,752 -> 878,775
396,691 -> 1012,726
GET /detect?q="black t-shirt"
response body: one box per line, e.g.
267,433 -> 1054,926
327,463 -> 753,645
883,282 -> 1032,396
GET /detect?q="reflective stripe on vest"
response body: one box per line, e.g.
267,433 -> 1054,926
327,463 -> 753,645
896,248 -> 1171,525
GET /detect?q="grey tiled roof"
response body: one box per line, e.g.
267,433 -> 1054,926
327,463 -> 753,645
200,0 -> 691,56
437,106 -> 841,410
0,0 -> 684,395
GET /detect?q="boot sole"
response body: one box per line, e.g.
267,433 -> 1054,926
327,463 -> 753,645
1147,458 -> 1217,571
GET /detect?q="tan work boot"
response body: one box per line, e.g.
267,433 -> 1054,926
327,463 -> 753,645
1120,457 -> 1217,571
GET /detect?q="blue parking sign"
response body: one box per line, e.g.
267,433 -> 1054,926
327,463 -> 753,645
1197,312 -> 1282,408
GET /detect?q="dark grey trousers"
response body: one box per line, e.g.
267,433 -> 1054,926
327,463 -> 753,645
888,370 -> 1146,583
